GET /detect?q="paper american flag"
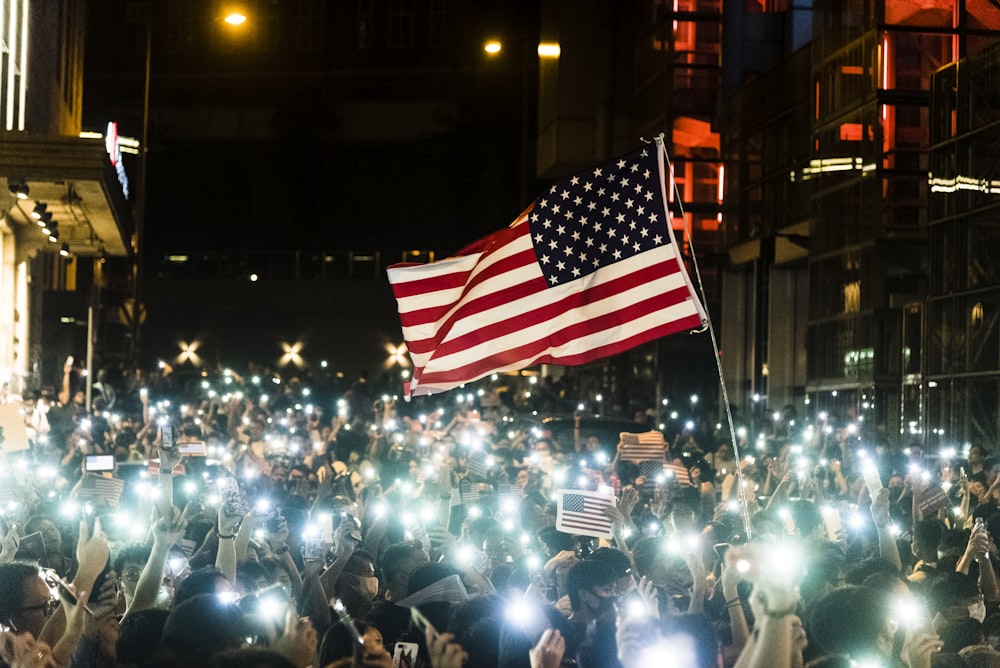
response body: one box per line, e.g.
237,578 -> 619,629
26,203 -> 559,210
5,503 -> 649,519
618,431 -> 667,462
76,474 -> 125,506
665,462 -> 692,486
387,139 -> 706,398
555,488 -> 615,539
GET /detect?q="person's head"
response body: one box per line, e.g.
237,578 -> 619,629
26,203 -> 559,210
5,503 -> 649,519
939,617 -> 986,654
380,540 -> 429,601
912,519 -> 946,562
172,567 -> 234,608
116,609 -> 170,667
159,594 -> 251,657
790,499 -> 824,540
483,527 -> 510,568
339,549 -> 379,602
235,561 -> 273,596
929,572 -> 986,626
969,442 -> 988,466
588,547 -> 633,595
565,559 -> 617,617
115,543 -> 153,604
810,585 -> 896,661
259,558 -> 294,595
0,562 -> 56,636
959,644 -> 1000,668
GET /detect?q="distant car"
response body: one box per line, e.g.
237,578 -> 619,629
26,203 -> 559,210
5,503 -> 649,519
536,416 -> 653,454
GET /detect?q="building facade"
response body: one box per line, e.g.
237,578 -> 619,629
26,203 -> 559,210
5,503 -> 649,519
0,1 -> 132,396
721,0 -> 1000,444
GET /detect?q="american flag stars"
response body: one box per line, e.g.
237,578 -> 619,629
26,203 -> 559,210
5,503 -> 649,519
529,147 -> 670,287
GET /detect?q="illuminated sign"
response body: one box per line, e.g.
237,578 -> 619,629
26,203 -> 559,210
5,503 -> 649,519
105,121 -> 130,199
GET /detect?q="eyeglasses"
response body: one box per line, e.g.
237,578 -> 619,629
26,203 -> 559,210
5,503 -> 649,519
20,598 -> 59,617
121,568 -> 142,582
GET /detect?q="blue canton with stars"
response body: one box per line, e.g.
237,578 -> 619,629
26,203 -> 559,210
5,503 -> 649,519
528,146 -> 671,287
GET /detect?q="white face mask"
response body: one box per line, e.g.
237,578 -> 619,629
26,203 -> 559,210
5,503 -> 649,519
970,600 -> 987,623
359,576 -> 379,600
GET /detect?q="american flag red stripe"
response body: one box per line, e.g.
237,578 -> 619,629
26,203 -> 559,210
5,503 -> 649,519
387,141 -> 706,398
556,489 -> 615,538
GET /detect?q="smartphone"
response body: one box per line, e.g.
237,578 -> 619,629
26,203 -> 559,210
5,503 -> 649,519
161,422 -> 176,450
393,642 -> 419,668
85,454 -> 115,472
15,531 -> 45,561
46,571 -> 94,615
65,355 -> 74,367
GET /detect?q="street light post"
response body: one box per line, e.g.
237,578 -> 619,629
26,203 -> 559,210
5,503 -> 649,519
129,17 -> 151,370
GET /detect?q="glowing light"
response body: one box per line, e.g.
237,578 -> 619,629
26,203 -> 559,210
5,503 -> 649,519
177,340 -> 202,366
385,343 -> 409,368
279,341 -> 304,368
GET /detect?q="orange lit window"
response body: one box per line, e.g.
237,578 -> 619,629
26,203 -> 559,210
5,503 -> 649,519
841,65 -> 864,75
840,123 -> 863,141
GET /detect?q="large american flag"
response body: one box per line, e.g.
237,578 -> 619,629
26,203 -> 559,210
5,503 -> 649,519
555,489 -> 616,539
387,139 -> 706,398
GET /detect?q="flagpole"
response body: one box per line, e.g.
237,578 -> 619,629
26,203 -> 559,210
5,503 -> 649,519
654,134 -> 753,540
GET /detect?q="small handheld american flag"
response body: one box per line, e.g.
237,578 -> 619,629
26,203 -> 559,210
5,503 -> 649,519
618,431 -> 667,462
555,488 -> 616,539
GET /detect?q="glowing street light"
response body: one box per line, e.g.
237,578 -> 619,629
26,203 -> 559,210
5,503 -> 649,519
224,12 -> 248,26
176,340 -> 201,366
483,39 -> 502,55
386,343 -> 409,368
279,342 -> 304,368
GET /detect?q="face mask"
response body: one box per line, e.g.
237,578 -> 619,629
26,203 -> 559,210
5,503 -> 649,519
359,576 -> 379,600
970,601 -> 987,623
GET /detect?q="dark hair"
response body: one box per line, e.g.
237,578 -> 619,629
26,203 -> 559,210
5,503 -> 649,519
116,609 -> 170,666
0,561 -> 41,626
928,572 -> 981,610
406,562 -> 462,595
809,586 -> 890,659
159,594 -> 250,657
212,648 -> 296,668
566,559 -> 616,611
588,547 -> 631,579
939,618 -> 985,654
379,540 -> 426,586
790,499 -> 823,538
172,567 -> 229,608
114,543 -> 153,575
236,561 -> 272,594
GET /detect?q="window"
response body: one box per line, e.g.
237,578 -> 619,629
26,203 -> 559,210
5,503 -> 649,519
296,0 -> 324,52
429,0 -> 445,47
387,0 -> 415,49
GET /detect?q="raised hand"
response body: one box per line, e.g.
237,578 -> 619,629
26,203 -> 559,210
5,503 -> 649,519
75,519 -> 110,588
529,628 -> 565,668
0,632 -> 57,668
426,628 -> 468,668
271,609 -> 317,668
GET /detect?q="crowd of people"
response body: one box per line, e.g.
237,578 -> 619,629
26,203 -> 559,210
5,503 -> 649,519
1,360 -> 999,668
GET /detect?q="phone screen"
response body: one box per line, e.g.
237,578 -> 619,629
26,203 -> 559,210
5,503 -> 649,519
85,454 -> 115,472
